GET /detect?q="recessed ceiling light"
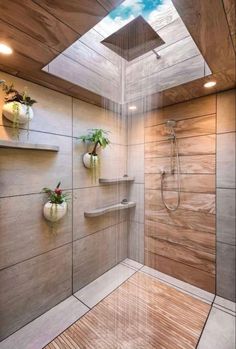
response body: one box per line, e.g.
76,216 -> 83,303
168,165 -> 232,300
0,43 -> 13,55
129,105 -> 137,111
204,81 -> 216,88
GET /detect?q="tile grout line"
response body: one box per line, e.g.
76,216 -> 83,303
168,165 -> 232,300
43,266 -> 139,348
195,295 -> 216,348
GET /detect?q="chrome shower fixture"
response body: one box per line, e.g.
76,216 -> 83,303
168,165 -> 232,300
165,120 -> 176,128
160,119 -> 181,211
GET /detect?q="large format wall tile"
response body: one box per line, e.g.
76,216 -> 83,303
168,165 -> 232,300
0,245 -> 72,340
145,251 -> 215,293
145,235 -> 215,274
73,226 -> 117,292
217,242 -> 236,302
0,127 -> 72,197
128,221 -> 144,264
146,189 -> 215,214
144,94 -> 216,127
0,72 -> 72,136
145,114 -> 216,143
217,132 -> 236,188
128,144 -> 144,183
0,193 -> 72,270
116,221 -> 128,263
217,89 -> 236,133
145,173 -> 216,193
145,155 -> 215,174
146,220 -> 215,254
127,113 -> 144,145
217,188 -> 236,245
73,185 -> 127,240
144,95 -> 217,292
73,141 -> 127,188
73,99 -> 127,145
127,183 -> 144,223
145,134 -> 215,158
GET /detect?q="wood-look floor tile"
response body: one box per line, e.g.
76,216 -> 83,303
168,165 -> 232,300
46,272 -> 210,349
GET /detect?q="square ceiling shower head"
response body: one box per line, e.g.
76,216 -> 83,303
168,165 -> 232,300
101,15 -> 165,61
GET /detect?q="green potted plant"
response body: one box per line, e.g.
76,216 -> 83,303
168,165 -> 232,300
0,80 -> 37,138
79,128 -> 110,181
42,182 -> 70,223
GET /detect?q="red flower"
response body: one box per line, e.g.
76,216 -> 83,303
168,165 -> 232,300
55,188 -> 62,195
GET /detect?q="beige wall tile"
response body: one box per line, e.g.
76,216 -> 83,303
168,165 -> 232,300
128,221 -> 144,264
217,89 -> 236,133
127,183 -> 144,223
73,226 -> 117,292
116,221 -> 128,263
217,242 -> 236,302
217,132 -> 236,188
217,188 -> 236,245
0,72 -> 72,136
0,193 -> 72,270
73,141 -> 127,188
73,185 -> 127,240
128,113 -> 144,145
73,98 -> 127,145
0,245 -> 72,340
128,144 -> 144,183
0,127 -> 72,197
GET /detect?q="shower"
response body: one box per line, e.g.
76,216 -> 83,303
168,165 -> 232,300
160,120 -> 181,211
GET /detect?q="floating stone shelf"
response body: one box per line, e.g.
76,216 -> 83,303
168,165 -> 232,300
99,176 -> 135,184
0,140 -> 59,152
84,201 -> 136,217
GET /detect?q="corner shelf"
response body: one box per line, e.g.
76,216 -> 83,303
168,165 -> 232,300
84,201 -> 136,217
0,140 -> 59,152
99,176 -> 135,185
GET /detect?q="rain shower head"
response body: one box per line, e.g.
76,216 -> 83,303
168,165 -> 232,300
101,16 -> 165,61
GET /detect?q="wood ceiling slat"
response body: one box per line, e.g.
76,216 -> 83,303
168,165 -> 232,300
172,0 -> 235,74
126,36 -> 199,81
222,0 -> 236,36
0,0 -> 79,52
97,0 -> 124,12
33,0 -> 108,36
47,54 -> 121,103
125,55 -> 205,102
63,40 -> 120,82
0,20 -> 56,66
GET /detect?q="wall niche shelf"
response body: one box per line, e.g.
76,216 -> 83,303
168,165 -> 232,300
84,201 -> 136,217
0,140 -> 59,152
99,176 -> 135,184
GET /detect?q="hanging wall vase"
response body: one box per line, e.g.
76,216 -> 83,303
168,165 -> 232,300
43,202 -> 67,223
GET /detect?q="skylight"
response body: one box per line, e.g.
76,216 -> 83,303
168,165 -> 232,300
43,0 -> 211,104
94,0 -> 179,37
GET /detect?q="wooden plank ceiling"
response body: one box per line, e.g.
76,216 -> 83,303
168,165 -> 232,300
0,0 -> 235,111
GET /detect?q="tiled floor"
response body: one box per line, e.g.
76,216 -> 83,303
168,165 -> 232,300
46,271 -> 211,349
0,259 -> 235,349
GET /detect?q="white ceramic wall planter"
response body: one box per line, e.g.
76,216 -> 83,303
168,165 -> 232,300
43,202 -> 67,222
83,152 -> 99,169
3,101 -> 34,124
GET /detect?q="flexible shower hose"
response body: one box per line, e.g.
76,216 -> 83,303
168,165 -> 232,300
161,137 -> 181,211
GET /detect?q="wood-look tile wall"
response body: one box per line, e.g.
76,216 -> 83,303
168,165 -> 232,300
0,71 -> 128,340
144,94 -> 217,293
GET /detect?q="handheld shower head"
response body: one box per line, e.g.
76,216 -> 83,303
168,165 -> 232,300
166,120 -> 176,128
